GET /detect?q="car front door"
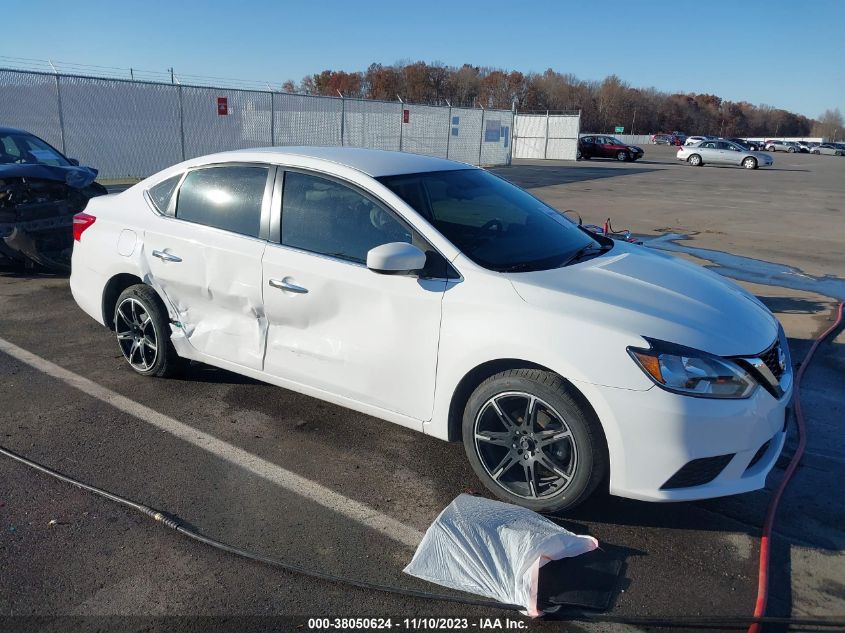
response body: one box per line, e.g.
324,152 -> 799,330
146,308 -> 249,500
261,169 -> 448,425
143,164 -> 272,370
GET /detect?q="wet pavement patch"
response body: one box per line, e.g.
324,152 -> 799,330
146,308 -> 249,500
644,233 -> 845,301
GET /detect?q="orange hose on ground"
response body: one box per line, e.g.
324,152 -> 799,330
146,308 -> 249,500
748,300 -> 844,633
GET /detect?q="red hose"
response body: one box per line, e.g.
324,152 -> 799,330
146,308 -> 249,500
748,300 -> 844,633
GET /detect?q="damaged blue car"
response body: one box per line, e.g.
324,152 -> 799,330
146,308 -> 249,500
0,126 -> 107,270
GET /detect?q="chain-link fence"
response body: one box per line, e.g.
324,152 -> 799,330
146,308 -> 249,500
0,68 -> 515,179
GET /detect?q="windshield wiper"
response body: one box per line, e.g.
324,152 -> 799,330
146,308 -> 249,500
562,243 -> 612,267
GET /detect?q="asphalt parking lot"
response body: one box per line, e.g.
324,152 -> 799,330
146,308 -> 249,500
1,144 -> 843,632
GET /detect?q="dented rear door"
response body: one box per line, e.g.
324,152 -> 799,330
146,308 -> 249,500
142,164 -> 272,370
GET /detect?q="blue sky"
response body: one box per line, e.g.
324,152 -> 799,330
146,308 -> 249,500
4,0 -> 843,119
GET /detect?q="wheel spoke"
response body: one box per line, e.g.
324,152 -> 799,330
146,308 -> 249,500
489,399 -> 517,431
535,428 -> 572,448
523,396 -> 536,429
130,300 -> 139,325
475,431 -> 511,447
116,331 -> 133,341
491,451 -> 520,481
117,304 -> 133,328
536,452 -> 571,481
129,340 -> 140,363
523,461 -> 538,498
143,336 -> 157,351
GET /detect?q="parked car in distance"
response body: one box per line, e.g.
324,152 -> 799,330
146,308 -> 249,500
764,140 -> 791,152
811,143 -> 845,156
742,140 -> 765,151
69,147 -> 792,512
727,138 -> 753,149
796,141 -> 812,153
677,139 -> 774,169
651,133 -> 684,146
684,135 -> 709,145
578,135 -> 644,161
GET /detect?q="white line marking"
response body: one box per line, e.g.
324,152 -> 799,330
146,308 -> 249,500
0,336 -> 424,549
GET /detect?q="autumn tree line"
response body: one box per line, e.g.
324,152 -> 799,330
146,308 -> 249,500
282,62 -> 840,138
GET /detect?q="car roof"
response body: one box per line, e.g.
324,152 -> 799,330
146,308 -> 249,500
211,146 -> 475,178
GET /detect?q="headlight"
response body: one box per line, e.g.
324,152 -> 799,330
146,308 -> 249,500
627,339 -> 757,399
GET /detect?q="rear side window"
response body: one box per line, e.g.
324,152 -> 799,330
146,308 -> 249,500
175,165 -> 268,238
147,175 -> 181,215
281,171 -> 412,264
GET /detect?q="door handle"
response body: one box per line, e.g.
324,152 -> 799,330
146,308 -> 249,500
269,278 -> 308,294
152,249 -> 182,263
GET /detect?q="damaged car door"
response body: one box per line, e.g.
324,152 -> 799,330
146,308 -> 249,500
261,170 -> 447,423
142,163 -> 272,370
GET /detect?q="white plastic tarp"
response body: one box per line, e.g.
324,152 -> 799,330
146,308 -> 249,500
404,494 -> 598,616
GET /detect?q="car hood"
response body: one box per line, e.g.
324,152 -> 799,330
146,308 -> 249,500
0,163 -> 98,189
508,241 -> 778,357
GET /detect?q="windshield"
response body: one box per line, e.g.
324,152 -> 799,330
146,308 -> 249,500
378,169 -> 602,272
0,132 -> 70,167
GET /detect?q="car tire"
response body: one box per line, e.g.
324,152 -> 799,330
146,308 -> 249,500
812,150 -> 820,155
114,284 -> 183,378
743,157 -> 758,170
616,150 -> 629,161
581,154 -> 590,160
576,149 -> 582,159
688,154 -> 703,166
462,368 -> 607,513
787,147 -> 795,153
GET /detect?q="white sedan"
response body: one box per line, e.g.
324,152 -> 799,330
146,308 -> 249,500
70,147 -> 792,512
677,140 -> 774,169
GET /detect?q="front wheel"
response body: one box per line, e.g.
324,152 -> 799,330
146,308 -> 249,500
688,154 -> 703,166
462,369 -> 607,513
114,284 -> 182,377
812,150 -> 820,155
616,150 -> 629,161
743,157 -> 758,169
787,147 -> 795,153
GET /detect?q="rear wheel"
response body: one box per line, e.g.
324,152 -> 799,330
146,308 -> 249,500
787,147 -> 795,153
114,284 -> 182,377
462,369 -> 607,513
743,157 -> 758,169
616,150 -> 629,161
812,150 -> 820,155
688,154 -> 703,166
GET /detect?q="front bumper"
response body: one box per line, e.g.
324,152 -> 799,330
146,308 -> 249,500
574,376 -> 792,502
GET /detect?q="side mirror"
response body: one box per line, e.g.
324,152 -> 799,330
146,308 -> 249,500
367,242 -> 427,275
68,158 -> 80,166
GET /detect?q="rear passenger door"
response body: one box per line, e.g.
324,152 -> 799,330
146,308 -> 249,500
143,163 -> 273,370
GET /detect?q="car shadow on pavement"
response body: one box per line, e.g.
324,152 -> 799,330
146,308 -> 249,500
757,296 -> 831,315
0,265 -> 68,279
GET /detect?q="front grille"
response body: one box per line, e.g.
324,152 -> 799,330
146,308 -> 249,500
746,440 -> 771,471
760,340 -> 785,380
660,454 -> 734,490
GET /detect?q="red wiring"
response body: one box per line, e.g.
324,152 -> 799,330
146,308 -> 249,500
748,300 -> 844,633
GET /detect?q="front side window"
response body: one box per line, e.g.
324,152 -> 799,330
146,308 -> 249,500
175,165 -> 268,238
379,169 -> 601,272
281,171 -> 412,264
